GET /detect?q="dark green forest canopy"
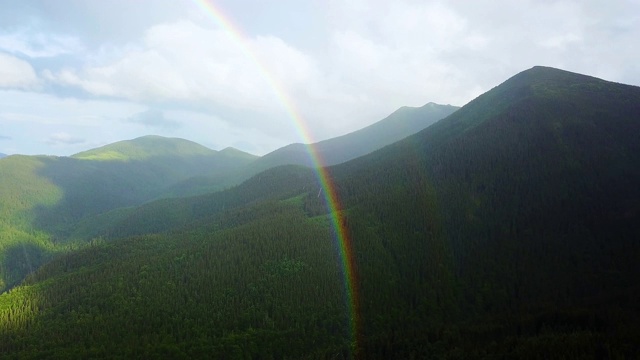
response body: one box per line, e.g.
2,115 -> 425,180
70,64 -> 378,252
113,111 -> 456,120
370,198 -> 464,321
1,66 -> 639,358
0,102 -> 456,293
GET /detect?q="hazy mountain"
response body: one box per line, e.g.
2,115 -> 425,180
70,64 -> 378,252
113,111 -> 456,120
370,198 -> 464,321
0,153 -> 6,159
166,102 -> 459,196
256,102 -> 459,169
1,67 -> 639,358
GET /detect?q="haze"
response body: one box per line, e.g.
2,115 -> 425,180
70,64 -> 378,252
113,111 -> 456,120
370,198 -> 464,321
1,0 -> 639,156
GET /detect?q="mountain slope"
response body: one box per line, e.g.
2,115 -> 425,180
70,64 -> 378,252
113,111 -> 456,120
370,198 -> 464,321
256,102 -> 459,169
72,135 -> 217,161
0,153 -> 6,159
1,66 -> 639,358
166,102 -> 459,195
0,136 -> 257,291
327,65 -> 640,354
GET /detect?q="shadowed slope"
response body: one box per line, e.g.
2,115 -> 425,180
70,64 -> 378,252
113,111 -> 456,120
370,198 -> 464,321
1,67 -> 639,358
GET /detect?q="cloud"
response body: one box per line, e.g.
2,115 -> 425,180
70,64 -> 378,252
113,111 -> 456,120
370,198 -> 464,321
125,109 -> 181,129
46,132 -> 85,146
0,53 -> 38,89
0,135 -> 11,140
23,0 -> 640,149
46,21 -> 316,110
312,0 -> 640,127
0,31 -> 83,58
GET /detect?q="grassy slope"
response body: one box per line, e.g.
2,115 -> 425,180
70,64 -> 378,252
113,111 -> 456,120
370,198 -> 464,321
0,155 -> 64,290
1,67 -> 640,358
72,135 -> 218,160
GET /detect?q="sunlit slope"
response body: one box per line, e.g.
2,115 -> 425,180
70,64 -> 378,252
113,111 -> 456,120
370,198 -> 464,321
0,155 -> 63,290
71,135 -> 258,197
0,199 -> 349,358
0,136 -> 257,292
72,135 -> 217,160
1,66 -> 639,358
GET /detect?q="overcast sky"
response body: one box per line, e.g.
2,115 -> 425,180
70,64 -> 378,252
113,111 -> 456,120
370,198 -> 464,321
1,0 -> 639,156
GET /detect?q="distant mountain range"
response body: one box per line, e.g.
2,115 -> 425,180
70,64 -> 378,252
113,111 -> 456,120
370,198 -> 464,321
164,102 -> 459,196
254,102 -> 459,170
0,153 -> 6,158
0,103 -> 455,290
1,66 -> 639,358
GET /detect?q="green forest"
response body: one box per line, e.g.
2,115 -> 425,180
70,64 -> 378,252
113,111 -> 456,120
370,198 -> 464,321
0,66 -> 639,358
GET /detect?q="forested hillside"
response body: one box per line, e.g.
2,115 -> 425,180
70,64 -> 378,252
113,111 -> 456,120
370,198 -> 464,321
0,66 -> 639,358
0,136 -> 256,292
0,107 -> 454,292
328,66 -> 640,356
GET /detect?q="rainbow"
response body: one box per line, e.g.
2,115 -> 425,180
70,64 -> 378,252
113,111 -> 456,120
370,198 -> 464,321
192,0 -> 361,354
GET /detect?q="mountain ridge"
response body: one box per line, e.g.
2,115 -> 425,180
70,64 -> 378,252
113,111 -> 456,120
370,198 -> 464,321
163,102 -> 460,196
1,66 -> 639,358
257,101 -> 459,169
72,135 -> 217,161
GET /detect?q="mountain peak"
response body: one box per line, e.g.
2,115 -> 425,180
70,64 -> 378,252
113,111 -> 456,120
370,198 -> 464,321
72,136 -> 216,161
503,65 -> 610,90
219,147 -> 259,161
412,65 -> 640,152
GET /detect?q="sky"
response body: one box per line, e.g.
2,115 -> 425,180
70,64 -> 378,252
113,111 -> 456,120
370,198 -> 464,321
0,0 -> 639,156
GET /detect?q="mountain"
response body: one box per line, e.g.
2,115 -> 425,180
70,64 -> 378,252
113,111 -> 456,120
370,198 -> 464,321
255,102 -> 459,169
165,102 -> 459,195
1,66 -> 639,358
0,104 -> 455,290
72,135 -> 218,161
326,65 -> 640,355
0,153 -> 6,159
0,135 -> 257,291
71,135 -> 259,199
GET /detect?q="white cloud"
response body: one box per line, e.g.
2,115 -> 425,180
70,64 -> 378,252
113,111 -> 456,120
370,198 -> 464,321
0,53 -> 38,89
46,132 -> 85,145
0,88 -> 284,156
313,0 -> 640,133
0,31 -> 82,58
3,0 -> 638,155
46,20 -> 316,113
126,109 -> 181,129
0,90 -> 143,126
